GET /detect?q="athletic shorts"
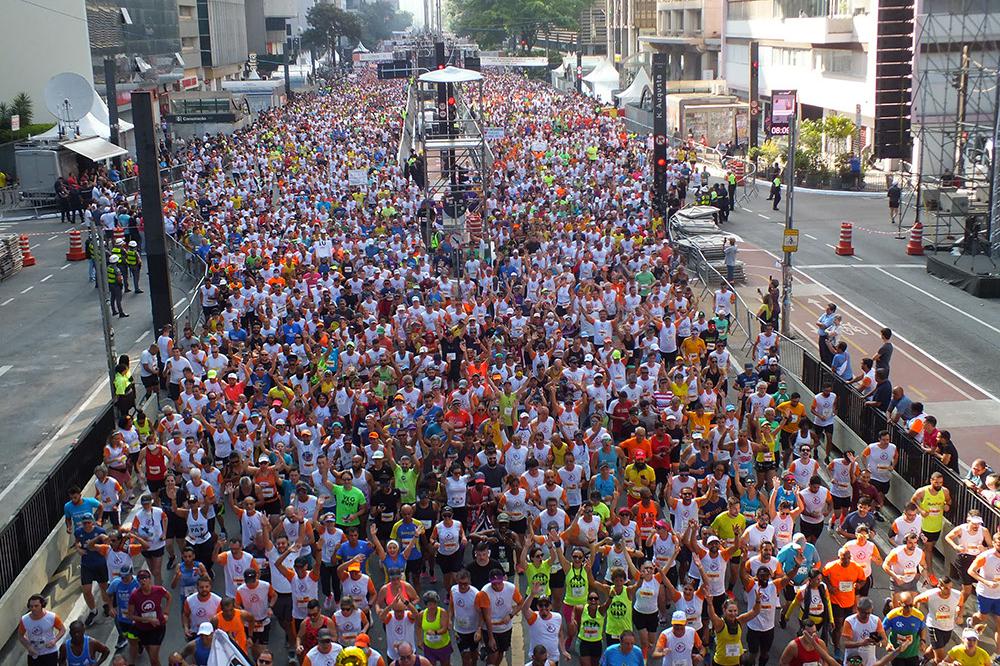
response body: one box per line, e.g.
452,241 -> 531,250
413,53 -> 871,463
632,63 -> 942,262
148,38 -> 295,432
871,479 -> 890,495
814,423 -> 834,436
141,374 -> 159,388
894,656 -> 920,666
654,467 -> 670,486
142,546 -> 165,560
136,624 -> 165,646
892,578 -> 918,593
832,495 -> 852,510
456,632 -> 478,653
922,529 -> 941,544
579,639 -> 604,657
422,643 -> 453,663
405,558 -> 423,577
549,570 -> 565,589
116,620 -> 138,641
27,654 -> 58,666
490,629 -> 512,653
800,521 -> 824,540
509,519 -> 527,535
147,478 -> 166,494
928,627 -> 952,649
634,610 -> 659,632
978,595 -> 1000,616
954,553 -> 977,586
81,563 -> 109,585
436,550 -> 464,574
273,592 -> 292,624
755,461 -> 777,473
253,622 -> 271,645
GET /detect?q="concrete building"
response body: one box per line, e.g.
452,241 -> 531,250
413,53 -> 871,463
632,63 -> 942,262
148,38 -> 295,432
607,0 -> 657,65
722,0 -> 875,144
246,0 -> 299,62
0,0 -> 93,123
638,0 -> 722,79
195,0 -> 251,90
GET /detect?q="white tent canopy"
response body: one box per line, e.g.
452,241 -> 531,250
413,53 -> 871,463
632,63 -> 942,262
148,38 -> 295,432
418,66 -> 483,84
582,59 -> 619,84
62,136 -> 128,161
353,42 -> 370,53
582,59 -> 619,104
616,66 -> 651,105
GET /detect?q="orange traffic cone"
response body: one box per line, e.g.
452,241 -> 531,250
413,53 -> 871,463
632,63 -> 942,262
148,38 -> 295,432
19,234 -> 36,267
66,229 -> 87,261
906,222 -> 925,256
835,223 -> 854,256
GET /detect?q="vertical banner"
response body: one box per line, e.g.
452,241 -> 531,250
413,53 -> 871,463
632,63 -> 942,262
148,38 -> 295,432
652,52 -> 668,217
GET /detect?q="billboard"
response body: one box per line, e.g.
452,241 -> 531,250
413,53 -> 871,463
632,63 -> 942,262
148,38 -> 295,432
769,90 -> 797,136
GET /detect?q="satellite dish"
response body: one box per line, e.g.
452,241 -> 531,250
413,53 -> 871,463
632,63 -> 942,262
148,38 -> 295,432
44,72 -> 95,124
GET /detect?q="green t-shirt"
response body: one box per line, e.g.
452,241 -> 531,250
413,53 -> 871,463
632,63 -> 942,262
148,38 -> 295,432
605,586 -> 633,637
593,502 -> 611,524
525,559 -> 552,596
114,372 -> 131,397
332,484 -> 365,526
395,467 -> 418,503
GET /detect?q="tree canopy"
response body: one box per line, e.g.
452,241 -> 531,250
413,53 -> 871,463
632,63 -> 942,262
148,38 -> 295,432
448,0 -> 589,50
301,4 -> 362,61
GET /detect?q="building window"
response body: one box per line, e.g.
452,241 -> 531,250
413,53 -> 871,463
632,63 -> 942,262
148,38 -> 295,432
770,46 -> 811,68
816,49 -> 866,76
182,36 -> 197,49
179,5 -> 195,18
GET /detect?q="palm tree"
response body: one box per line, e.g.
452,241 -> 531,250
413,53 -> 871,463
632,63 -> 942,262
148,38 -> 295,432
11,93 -> 33,126
0,102 -> 10,129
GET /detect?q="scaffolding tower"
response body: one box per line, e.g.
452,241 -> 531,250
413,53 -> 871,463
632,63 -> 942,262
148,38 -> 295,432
911,0 -> 1000,253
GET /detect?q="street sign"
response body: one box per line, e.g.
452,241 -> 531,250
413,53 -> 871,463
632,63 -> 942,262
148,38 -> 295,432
10,114 -> 20,132
782,228 -> 800,253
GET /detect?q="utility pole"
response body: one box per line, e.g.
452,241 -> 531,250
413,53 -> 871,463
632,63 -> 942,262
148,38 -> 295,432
781,100 -> 798,337
89,218 -> 118,402
131,92 -> 175,335
103,57 -> 122,170
284,34 -> 294,102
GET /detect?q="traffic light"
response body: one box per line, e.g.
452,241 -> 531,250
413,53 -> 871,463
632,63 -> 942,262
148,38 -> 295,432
657,158 -> 666,167
448,96 -> 456,106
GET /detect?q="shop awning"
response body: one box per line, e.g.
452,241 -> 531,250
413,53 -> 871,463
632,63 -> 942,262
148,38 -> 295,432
62,136 -> 128,162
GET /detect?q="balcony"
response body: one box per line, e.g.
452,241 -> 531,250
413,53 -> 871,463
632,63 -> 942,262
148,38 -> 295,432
263,0 -> 296,18
727,0 -> 868,43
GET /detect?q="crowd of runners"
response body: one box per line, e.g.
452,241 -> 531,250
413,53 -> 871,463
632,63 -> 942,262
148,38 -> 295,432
15,68 -> 1000,666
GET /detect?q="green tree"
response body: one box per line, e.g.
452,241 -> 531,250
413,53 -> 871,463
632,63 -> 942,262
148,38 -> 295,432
12,93 -> 33,126
0,102 -> 10,129
823,115 -> 854,154
449,0 -> 589,50
303,4 -> 362,63
357,1 -> 413,48
799,119 -> 823,155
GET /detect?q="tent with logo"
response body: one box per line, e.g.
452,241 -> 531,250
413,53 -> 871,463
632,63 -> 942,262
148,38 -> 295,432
582,59 -> 620,104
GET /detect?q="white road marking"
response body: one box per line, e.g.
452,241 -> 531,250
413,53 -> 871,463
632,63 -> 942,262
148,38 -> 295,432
757,246 -> 998,403
825,244 -> 837,250
1,298 -> 12,306
20,286 -> 33,294
60,263 -> 71,270
851,255 -> 864,262
799,263 -> 923,269
47,234 -> 59,241
805,234 -> 818,240
758,213 -> 771,220
173,296 -> 187,311
0,365 -> 11,378
0,375 -> 109,503
742,207 -> 753,212
873,267 -> 1000,337
40,274 -> 52,282
134,332 -> 148,345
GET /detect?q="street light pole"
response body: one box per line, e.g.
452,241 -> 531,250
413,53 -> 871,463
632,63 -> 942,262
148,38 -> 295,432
89,219 -> 119,401
781,103 -> 798,337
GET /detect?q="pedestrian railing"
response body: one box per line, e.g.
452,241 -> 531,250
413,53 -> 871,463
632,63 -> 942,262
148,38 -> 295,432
0,404 -> 115,592
166,234 -> 208,332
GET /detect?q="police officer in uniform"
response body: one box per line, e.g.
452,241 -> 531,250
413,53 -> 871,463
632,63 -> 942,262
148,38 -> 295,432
108,254 -> 128,318
125,240 -> 143,294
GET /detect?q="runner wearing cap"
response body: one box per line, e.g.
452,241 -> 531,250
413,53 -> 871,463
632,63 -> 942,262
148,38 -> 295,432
945,511 -> 993,621
946,628 -> 991,666
180,622 -> 215,666
968,531 -> 1000,649
652,610 -> 704,666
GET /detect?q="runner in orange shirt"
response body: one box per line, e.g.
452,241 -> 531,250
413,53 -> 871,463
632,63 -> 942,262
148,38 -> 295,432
823,547 -> 867,656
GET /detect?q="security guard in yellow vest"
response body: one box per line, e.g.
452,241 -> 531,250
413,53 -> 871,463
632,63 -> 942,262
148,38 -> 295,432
771,175 -> 782,211
727,171 -> 738,211
110,240 -> 127,290
125,240 -> 143,294
107,254 -> 128,318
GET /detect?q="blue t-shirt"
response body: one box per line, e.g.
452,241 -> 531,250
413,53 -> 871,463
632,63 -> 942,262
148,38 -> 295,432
600,643 -> 646,666
107,576 -> 140,624
64,498 -> 102,530
336,540 -> 375,567
75,525 -> 107,568
776,542 -> 820,585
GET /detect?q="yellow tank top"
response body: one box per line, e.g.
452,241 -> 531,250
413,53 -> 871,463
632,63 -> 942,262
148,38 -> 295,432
920,488 -> 946,532
714,621 -> 744,666
421,606 -> 451,649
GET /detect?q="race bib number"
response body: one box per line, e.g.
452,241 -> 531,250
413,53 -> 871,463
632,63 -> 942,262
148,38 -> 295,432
725,644 -> 742,657
839,581 -> 854,592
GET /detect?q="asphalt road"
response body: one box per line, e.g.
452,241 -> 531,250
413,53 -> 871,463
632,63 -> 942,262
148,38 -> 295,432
0,215 -> 195,518
721,182 -> 1000,465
